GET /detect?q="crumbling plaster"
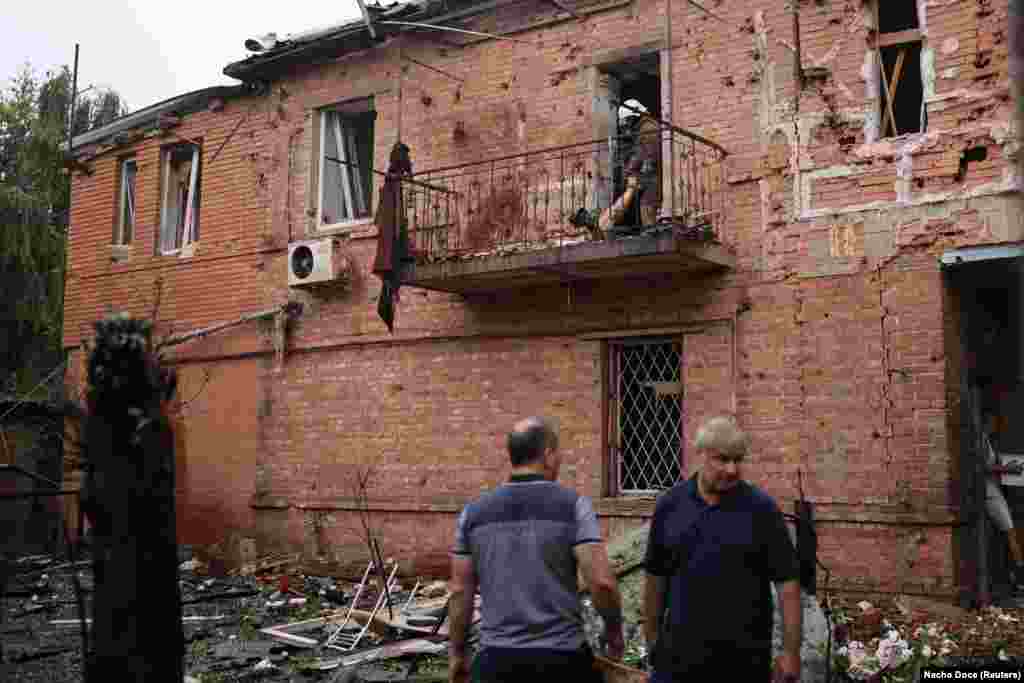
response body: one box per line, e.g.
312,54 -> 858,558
751,0 -> 1022,259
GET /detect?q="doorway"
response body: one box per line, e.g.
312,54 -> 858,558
945,250 -> 1024,606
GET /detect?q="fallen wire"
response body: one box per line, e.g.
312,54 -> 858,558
0,360 -> 69,426
181,589 -> 259,606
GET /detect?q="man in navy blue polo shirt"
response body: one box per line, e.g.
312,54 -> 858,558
642,415 -> 801,682
447,416 -> 625,683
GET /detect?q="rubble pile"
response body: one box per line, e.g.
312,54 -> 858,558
2,550 -> 458,683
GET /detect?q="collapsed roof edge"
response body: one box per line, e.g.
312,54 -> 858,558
221,0 -> 481,82
66,85 -> 250,156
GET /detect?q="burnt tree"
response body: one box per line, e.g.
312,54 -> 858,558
81,314 -> 182,682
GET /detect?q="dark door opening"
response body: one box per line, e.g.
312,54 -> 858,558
947,254 -> 1024,606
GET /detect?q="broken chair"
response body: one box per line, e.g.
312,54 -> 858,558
323,561 -> 400,652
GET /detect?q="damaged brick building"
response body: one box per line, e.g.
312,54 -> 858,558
62,0 -> 1024,606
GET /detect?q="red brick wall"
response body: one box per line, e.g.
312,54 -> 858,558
63,0 -> 1020,595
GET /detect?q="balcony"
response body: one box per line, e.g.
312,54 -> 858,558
397,121 -> 735,294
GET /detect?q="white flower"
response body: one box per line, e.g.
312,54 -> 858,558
837,646 -> 849,657
848,659 -> 881,681
847,642 -> 868,669
921,644 -> 933,658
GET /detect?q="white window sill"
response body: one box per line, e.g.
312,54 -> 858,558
159,242 -> 200,258
317,218 -> 375,238
111,244 -> 133,263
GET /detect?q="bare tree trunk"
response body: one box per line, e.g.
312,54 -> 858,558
81,315 -> 183,683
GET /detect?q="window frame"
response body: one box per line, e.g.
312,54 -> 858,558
314,98 -> 376,233
158,141 -> 202,256
874,1 -> 925,140
114,157 -> 137,246
604,335 -> 685,497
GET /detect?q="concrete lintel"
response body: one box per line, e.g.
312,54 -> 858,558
939,244 -> 1024,268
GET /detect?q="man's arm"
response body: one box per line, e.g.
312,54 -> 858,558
574,542 -> 625,659
642,572 -> 666,646
776,578 -> 802,660
448,555 -> 477,659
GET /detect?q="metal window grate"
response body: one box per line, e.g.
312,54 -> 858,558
611,339 -> 683,493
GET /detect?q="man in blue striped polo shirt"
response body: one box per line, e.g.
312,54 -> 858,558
447,416 -> 625,683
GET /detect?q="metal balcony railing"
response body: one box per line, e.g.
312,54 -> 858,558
397,121 -> 729,263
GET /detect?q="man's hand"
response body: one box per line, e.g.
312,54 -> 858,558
604,622 -> 625,661
448,652 -> 470,683
773,652 -> 800,683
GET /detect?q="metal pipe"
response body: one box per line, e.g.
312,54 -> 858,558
415,130 -> 725,179
403,56 -> 464,82
67,44 -> 79,152
665,0 -> 675,219
377,20 -> 545,46
325,156 -> 458,195
355,0 -> 378,39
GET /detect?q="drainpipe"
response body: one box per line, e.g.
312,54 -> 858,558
792,0 -> 803,105
1012,0 -> 1024,135
664,0 -> 675,219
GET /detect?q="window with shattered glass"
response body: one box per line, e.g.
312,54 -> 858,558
317,99 -> 375,228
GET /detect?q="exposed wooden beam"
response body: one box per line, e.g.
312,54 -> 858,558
876,29 -> 923,49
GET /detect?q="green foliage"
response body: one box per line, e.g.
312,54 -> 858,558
0,61 -> 129,395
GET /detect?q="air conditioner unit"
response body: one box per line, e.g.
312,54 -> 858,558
288,237 -> 352,288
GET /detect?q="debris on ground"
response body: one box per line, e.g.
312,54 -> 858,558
2,550 -> 470,683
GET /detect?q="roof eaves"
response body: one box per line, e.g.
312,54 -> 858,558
222,0 -> 439,82
67,85 -> 248,155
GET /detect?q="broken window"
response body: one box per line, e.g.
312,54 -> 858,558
876,1 -> 925,138
317,99 -> 375,228
159,143 -> 201,254
115,158 -> 136,245
596,54 -> 663,229
607,337 -> 683,494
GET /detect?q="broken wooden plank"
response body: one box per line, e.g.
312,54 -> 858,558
231,553 -> 302,577
182,588 -> 259,605
876,29 -> 922,49
259,611 -> 350,648
348,598 -> 477,638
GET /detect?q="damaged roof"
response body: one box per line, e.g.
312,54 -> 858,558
222,0 -> 472,81
68,85 -> 248,157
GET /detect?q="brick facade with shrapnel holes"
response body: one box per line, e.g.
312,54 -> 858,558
62,0 -> 1023,601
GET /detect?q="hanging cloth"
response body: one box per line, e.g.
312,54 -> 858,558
372,142 -> 413,333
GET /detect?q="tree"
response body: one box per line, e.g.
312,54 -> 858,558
0,63 -> 130,397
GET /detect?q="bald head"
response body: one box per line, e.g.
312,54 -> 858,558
508,417 -> 559,466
